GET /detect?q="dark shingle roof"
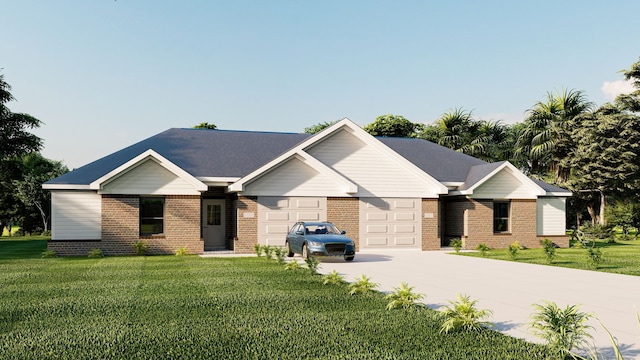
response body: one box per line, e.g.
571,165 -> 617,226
377,137 -> 487,183
47,128 -> 312,185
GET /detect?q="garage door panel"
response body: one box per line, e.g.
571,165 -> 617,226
367,237 -> 388,246
266,212 -> 289,221
395,237 -> 416,245
258,197 -> 326,246
394,212 -> 415,221
361,197 -> 420,249
297,212 -> 320,221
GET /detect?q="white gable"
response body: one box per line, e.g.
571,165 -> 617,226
306,128 -> 443,197
470,167 -> 540,199
243,156 -> 353,196
100,159 -> 201,195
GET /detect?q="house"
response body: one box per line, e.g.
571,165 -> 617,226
44,119 -> 570,256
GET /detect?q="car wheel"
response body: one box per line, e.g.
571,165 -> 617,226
302,243 -> 310,259
344,256 -> 355,262
285,242 -> 294,257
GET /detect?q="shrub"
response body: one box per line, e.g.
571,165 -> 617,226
440,294 -> 493,334
41,249 -> 57,258
540,238 -> 556,263
88,248 -> 103,258
304,256 -> 321,274
253,243 -> 262,257
450,238 -> 462,254
262,245 -> 274,260
385,282 -> 424,310
272,247 -> 285,264
133,241 -> 149,256
284,259 -> 301,271
586,246 -> 603,269
41,230 -> 52,236
508,241 -> 520,259
322,270 -> 345,285
349,274 -> 379,295
476,243 -> 490,257
175,247 -> 189,256
529,301 -> 593,358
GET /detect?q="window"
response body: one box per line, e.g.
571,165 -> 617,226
207,204 -> 221,226
140,197 -> 164,236
493,201 -> 510,233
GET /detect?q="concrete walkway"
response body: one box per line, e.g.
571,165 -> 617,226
311,250 -> 640,359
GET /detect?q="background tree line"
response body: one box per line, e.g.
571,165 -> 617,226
0,74 -> 68,235
306,57 -> 640,230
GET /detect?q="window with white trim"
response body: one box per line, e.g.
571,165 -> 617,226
140,197 -> 164,236
493,201 -> 510,233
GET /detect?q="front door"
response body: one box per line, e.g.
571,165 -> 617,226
202,199 -> 226,250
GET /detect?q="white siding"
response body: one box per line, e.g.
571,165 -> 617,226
100,160 -> 200,195
258,197 -> 326,246
51,191 -> 101,240
471,168 -> 538,199
360,197 -> 421,249
537,197 -> 566,236
306,129 -> 440,198
243,157 -> 346,196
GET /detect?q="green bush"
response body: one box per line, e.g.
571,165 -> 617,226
440,294 -> 493,334
349,274 -> 379,295
133,241 -> 149,256
253,243 -> 262,257
41,249 -> 56,258
586,246 -> 603,269
540,238 -> 556,263
508,241 -> 520,259
41,230 -> 52,236
262,245 -> 274,259
385,282 -> 424,310
476,243 -> 490,257
175,247 -> 189,256
272,246 -> 286,264
88,248 -> 103,258
322,270 -> 345,285
529,301 -> 593,358
450,238 -> 462,254
304,256 -> 321,274
284,259 -> 301,270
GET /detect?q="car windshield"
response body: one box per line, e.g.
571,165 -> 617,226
305,223 -> 340,235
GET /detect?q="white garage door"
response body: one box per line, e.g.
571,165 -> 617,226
360,198 -> 421,249
258,197 -> 327,246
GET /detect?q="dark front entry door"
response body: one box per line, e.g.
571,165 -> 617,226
202,199 -> 226,250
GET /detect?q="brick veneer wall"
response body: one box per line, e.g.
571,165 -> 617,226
49,195 -> 203,256
327,197 -> 360,251
422,198 -> 440,250
234,195 -> 258,254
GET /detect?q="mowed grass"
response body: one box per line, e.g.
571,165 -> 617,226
0,239 -> 552,359
460,239 -> 640,276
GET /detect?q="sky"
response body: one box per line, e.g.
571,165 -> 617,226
3,0 -> 639,169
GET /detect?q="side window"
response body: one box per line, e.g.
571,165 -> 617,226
140,197 -> 164,236
493,201 -> 510,233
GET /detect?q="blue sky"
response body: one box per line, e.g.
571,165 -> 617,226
3,0 -> 639,169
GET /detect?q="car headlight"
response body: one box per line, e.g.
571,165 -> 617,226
308,241 -> 322,247
348,242 -> 355,247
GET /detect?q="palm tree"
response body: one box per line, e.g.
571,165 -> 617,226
517,89 -> 595,184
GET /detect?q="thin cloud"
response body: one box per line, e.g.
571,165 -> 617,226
601,79 -> 634,100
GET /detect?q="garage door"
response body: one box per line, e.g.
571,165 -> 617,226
360,198 -> 421,248
258,197 -> 327,246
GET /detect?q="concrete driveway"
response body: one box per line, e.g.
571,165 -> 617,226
313,249 -> 640,359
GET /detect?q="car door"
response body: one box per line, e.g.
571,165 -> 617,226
287,223 -> 304,253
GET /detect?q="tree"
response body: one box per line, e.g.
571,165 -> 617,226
303,120 -> 338,134
615,56 -> 640,112
192,122 -> 217,129
12,153 -> 68,232
363,114 -> 423,138
516,89 -> 595,184
0,74 -> 43,168
421,108 -> 512,162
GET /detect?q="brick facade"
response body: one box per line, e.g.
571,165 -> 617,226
421,198 -> 440,250
49,195 -> 203,256
327,197 -> 360,250
233,195 -> 258,254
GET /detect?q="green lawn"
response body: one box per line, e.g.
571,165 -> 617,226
0,238 -> 551,359
459,239 -> 640,276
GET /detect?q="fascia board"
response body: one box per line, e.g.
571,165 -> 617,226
42,184 -> 91,190
90,149 -> 207,192
465,162 -> 545,196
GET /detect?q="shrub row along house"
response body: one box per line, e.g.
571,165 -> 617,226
44,119 -> 570,256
